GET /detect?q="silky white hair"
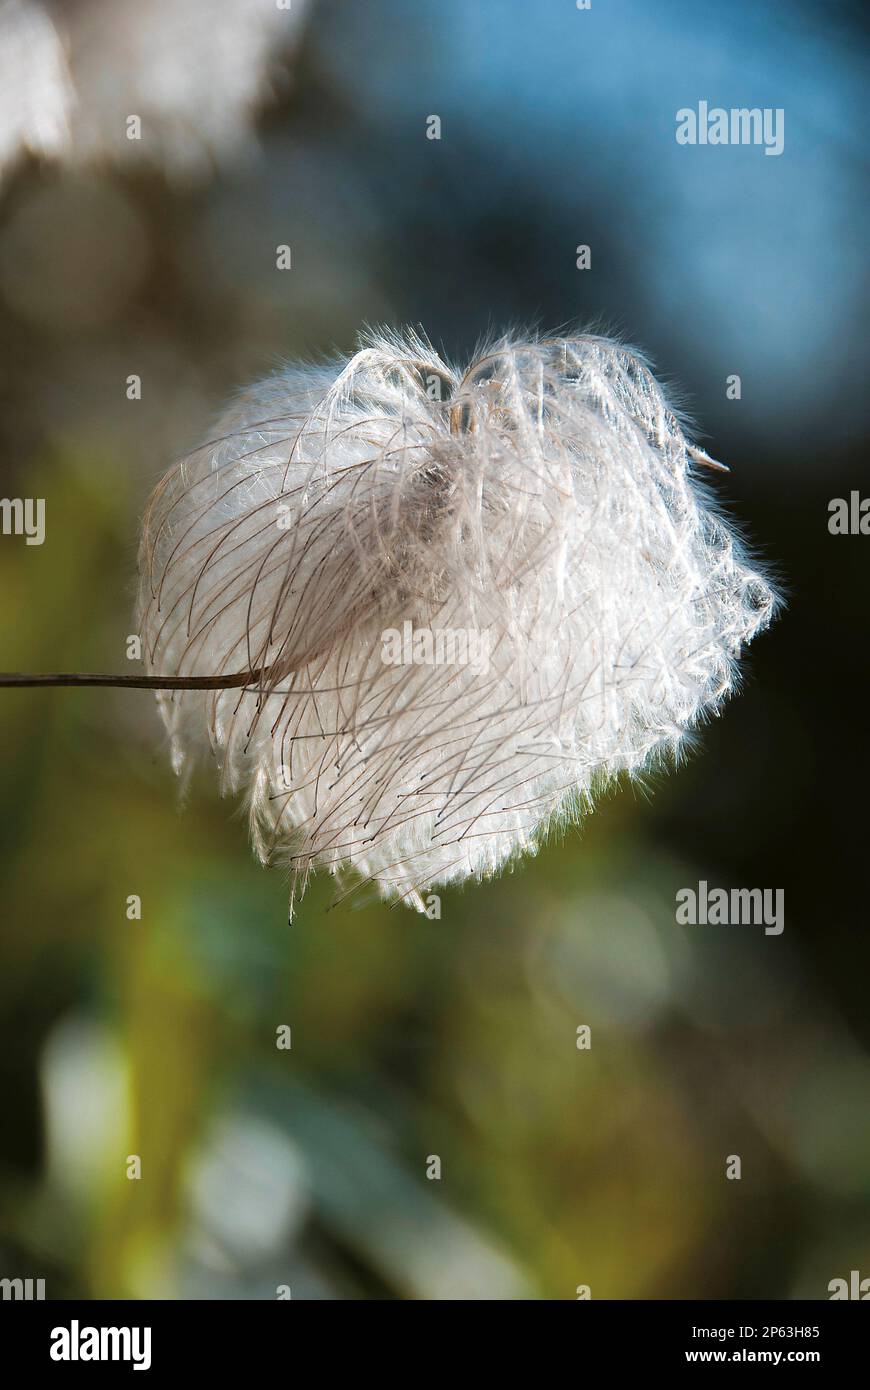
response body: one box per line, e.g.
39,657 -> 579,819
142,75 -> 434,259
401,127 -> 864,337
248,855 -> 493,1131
138,329 -> 777,914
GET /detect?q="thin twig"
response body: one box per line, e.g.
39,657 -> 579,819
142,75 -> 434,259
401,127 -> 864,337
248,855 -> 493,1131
0,670 -> 265,690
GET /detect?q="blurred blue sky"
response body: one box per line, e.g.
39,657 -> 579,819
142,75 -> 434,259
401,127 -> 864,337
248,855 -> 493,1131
310,0 -> 867,460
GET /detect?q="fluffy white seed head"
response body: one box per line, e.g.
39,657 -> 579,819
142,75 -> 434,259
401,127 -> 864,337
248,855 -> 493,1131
137,329 -> 777,913
0,0 -> 73,181
0,0 -> 312,184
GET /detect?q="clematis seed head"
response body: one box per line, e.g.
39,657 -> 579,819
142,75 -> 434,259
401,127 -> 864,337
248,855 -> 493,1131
137,329 -> 778,914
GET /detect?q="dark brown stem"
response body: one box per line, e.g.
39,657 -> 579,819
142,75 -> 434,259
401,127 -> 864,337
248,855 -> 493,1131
0,670 -> 265,690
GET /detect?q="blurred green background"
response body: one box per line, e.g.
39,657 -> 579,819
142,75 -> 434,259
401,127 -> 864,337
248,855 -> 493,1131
0,0 -> 868,1299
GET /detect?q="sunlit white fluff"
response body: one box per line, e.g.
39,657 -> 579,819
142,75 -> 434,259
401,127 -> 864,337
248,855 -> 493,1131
137,329 -> 777,913
0,0 -> 312,184
0,0 -> 72,182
